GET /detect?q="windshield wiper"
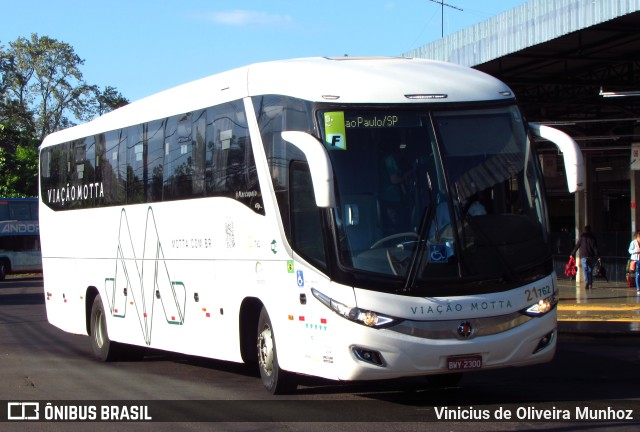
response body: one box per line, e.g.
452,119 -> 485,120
397,207 -> 431,293
395,170 -> 437,293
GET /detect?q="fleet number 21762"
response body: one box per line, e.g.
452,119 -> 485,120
525,285 -> 552,302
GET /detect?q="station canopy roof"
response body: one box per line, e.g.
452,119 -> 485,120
404,0 -> 640,157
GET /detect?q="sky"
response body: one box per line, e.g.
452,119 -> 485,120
1,0 -> 528,104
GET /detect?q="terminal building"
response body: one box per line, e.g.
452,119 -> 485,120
404,0 -> 640,281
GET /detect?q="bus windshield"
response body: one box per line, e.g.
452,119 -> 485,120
320,105 -> 550,290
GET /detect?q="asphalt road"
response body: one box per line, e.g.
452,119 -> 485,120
1,276 -> 639,431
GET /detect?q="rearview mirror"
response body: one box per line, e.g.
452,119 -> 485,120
529,123 -> 584,193
281,131 -> 336,207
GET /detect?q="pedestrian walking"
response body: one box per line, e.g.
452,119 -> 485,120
570,225 -> 600,290
627,231 -> 640,294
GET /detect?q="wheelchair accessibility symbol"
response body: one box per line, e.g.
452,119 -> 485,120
296,270 -> 304,287
429,244 -> 447,263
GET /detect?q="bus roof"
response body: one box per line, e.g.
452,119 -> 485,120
41,56 -> 514,147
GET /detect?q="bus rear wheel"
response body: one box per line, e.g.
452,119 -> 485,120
0,260 -> 8,281
90,294 -> 119,361
257,307 -> 297,394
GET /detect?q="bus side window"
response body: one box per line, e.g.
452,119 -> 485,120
96,132 -> 121,206
9,202 -> 31,220
252,95 -> 315,227
30,201 -> 38,219
207,104 -> 238,196
164,113 -> 194,201
205,101 -> 263,214
252,98 -> 290,226
0,202 -> 8,220
51,143 -> 70,203
192,110 -> 206,197
146,119 -> 165,202
83,135 -> 96,187
290,162 -> 327,269
126,124 -> 145,204
39,148 -> 50,200
114,129 -> 127,205
62,138 -> 85,209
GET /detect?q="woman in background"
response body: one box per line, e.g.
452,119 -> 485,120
627,231 -> 640,294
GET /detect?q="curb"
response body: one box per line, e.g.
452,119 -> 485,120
557,321 -> 640,338
558,304 -> 640,311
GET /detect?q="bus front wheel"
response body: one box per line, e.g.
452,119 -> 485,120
90,294 -> 119,362
257,307 -> 297,394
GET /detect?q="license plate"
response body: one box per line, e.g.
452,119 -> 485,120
447,355 -> 482,370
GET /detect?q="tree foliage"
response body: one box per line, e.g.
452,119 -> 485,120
0,33 -> 128,197
0,125 -> 38,197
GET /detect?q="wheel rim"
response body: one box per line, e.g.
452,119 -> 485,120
258,323 -> 274,376
93,309 -> 105,349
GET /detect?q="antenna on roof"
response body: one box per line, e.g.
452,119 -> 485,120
428,0 -> 463,38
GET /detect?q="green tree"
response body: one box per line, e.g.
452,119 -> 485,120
95,85 -> 129,117
3,33 -> 97,140
0,33 -> 129,197
0,124 -> 38,197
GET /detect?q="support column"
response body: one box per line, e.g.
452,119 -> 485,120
630,161 -> 640,237
628,140 -> 640,290
574,187 -> 587,286
575,153 -> 591,289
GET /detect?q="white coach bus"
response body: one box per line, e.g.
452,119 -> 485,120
39,57 -> 583,394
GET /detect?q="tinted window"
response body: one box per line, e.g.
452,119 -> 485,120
205,100 -> 263,214
40,99 -> 263,214
290,162 -> 326,268
252,95 -> 315,239
126,124 -> 145,204
146,119 -> 165,202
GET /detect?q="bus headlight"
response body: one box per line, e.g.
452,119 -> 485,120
522,291 -> 558,317
311,288 -> 402,329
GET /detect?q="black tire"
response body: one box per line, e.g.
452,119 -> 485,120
89,294 -> 119,361
257,307 -> 297,394
0,260 -> 7,281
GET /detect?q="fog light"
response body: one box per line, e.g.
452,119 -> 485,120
533,331 -> 555,353
352,347 -> 385,367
